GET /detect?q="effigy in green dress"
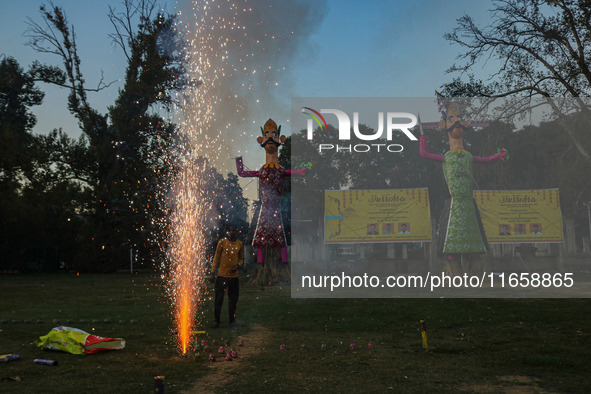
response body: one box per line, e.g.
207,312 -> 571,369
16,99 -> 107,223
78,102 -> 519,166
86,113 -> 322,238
442,150 -> 486,254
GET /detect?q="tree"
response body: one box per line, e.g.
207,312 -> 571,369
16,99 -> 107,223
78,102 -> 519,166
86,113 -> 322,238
0,56 -> 44,179
0,57 -> 91,271
221,173 -> 249,230
443,0 -> 591,160
0,56 -> 45,270
25,1 -> 183,270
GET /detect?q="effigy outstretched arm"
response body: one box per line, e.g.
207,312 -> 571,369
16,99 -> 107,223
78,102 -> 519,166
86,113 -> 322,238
473,150 -> 507,163
285,168 -> 306,176
419,136 -> 444,162
235,156 -> 259,177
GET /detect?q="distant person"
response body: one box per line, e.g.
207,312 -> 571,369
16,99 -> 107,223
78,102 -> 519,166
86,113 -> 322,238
209,226 -> 244,328
514,224 -> 525,235
383,223 -> 393,235
530,224 -> 542,235
367,224 -> 379,235
398,223 -> 410,234
499,224 -> 511,235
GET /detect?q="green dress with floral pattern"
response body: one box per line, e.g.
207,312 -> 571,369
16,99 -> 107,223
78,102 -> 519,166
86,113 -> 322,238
442,150 -> 486,254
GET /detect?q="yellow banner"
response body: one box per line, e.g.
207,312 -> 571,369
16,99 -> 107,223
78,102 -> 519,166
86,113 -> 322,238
324,189 -> 431,243
474,189 -> 564,243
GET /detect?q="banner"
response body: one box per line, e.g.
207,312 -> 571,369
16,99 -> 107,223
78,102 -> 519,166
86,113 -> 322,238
474,189 -> 564,243
324,189 -> 431,244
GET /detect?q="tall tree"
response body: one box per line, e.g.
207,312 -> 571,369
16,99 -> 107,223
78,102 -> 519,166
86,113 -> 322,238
443,0 -> 591,160
0,56 -> 45,270
25,1 -> 183,270
0,56 -> 44,180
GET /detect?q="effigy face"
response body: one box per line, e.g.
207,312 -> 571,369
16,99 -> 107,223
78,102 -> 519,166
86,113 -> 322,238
257,118 -> 286,155
439,102 -> 470,137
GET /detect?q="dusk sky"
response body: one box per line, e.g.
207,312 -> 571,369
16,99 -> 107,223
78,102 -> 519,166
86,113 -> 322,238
1,0 -> 495,198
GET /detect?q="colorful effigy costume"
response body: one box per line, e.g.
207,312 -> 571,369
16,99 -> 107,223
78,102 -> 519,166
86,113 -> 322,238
419,115 -> 506,257
254,163 -> 287,248
235,118 -> 305,264
441,150 -> 486,254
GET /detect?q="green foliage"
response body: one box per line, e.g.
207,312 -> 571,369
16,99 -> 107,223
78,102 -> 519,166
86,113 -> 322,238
0,56 -> 53,272
222,172 -> 249,229
0,56 -> 44,177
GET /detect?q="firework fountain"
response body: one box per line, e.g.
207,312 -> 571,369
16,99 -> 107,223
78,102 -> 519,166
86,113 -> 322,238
165,0 -> 242,356
163,0 -> 323,355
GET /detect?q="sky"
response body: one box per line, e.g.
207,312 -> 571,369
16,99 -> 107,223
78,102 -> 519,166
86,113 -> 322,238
0,0 -> 494,200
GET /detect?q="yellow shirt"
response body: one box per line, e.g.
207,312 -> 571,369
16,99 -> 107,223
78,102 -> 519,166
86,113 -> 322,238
211,238 -> 244,278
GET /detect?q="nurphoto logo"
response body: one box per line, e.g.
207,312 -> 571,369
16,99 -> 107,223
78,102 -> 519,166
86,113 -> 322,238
301,107 -> 418,153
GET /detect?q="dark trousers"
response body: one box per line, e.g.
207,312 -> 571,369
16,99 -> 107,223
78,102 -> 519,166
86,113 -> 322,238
214,276 -> 239,324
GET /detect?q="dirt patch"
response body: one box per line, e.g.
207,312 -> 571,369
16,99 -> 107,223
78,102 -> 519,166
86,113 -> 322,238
461,375 -> 550,393
181,324 -> 271,393
498,375 -> 541,385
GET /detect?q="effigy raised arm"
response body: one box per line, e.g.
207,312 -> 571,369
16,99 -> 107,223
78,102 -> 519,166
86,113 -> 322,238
235,156 -> 259,177
419,136 -> 444,162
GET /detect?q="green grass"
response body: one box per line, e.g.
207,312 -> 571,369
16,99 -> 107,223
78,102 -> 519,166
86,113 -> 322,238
0,273 -> 590,393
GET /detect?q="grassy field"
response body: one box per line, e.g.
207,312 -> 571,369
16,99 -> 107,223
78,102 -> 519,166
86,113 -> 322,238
0,272 -> 590,393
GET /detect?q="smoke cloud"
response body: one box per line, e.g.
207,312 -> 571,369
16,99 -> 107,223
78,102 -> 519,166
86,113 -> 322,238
174,0 -> 326,174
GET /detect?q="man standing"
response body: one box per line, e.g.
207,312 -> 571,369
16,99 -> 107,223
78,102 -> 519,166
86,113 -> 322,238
210,227 -> 244,328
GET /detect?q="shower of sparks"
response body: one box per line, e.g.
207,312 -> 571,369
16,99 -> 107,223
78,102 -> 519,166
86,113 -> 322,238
161,0 -> 313,355
166,160 -> 212,355
164,0 -> 254,356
